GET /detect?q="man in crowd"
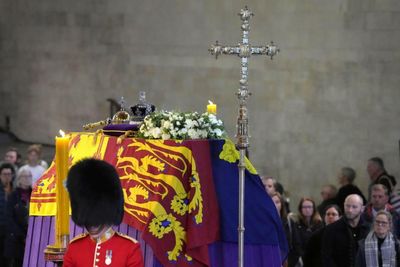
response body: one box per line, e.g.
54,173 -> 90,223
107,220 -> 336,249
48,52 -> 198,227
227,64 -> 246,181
321,194 -> 370,267
367,157 -> 396,199
335,167 -> 366,212
317,184 -> 337,216
261,176 -> 276,196
361,184 -> 400,238
2,147 -> 20,173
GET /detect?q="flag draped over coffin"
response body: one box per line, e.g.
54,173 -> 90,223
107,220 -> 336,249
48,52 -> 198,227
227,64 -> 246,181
30,132 -> 287,266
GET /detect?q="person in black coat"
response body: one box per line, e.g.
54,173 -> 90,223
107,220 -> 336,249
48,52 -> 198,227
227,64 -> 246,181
4,169 -> 32,267
288,197 -> 323,267
367,157 -> 396,199
317,185 -> 337,217
336,167 -> 366,212
303,204 -> 342,267
322,194 -> 370,267
0,163 -> 15,266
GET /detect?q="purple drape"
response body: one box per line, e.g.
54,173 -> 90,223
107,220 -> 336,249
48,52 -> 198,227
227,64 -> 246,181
24,217 -> 283,267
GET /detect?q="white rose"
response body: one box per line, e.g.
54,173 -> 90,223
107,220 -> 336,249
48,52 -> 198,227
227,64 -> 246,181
163,121 -> 171,129
161,133 -> 171,140
188,129 -> 199,139
185,119 -> 194,128
151,127 -> 162,138
199,130 -> 208,138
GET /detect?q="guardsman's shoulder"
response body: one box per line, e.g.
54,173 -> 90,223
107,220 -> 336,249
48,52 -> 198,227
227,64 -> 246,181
115,232 -> 138,243
70,233 -> 89,244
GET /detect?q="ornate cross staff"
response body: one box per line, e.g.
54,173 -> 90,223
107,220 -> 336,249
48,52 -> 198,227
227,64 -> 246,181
209,6 -> 279,267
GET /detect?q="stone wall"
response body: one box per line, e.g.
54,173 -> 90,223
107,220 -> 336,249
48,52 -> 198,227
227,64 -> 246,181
1,0 -> 400,205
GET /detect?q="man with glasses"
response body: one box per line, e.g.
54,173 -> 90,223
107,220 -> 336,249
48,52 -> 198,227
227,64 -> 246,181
0,163 -> 15,266
321,194 -> 370,267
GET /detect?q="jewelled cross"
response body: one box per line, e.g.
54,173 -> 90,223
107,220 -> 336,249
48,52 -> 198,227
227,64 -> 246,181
209,5 -> 279,149
208,6 -> 279,267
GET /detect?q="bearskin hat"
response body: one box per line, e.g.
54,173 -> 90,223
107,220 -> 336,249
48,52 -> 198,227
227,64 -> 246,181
66,158 -> 124,228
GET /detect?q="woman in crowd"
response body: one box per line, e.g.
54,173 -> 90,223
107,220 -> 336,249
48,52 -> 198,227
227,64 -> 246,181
303,204 -> 342,267
271,192 -> 288,221
271,192 -> 290,267
356,210 -> 400,267
288,197 -> 323,267
4,169 -> 32,267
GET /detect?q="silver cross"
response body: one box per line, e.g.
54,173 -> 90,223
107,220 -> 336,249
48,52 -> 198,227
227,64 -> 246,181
208,6 -> 279,267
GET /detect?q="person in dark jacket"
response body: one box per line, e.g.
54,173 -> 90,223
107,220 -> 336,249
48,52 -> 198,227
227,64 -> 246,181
322,194 -> 370,267
4,168 -> 32,267
0,163 -> 16,266
303,204 -> 342,267
367,157 -> 396,199
288,197 -> 323,267
336,167 -> 366,212
317,184 -> 337,217
356,210 -> 400,267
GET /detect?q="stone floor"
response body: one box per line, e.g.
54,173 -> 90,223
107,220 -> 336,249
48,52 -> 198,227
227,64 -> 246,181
0,130 -> 55,166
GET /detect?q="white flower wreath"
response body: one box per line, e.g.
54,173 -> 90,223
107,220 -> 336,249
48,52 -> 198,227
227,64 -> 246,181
137,111 -> 226,140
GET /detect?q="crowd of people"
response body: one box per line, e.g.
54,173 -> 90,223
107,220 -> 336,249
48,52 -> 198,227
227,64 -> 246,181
263,157 -> 400,267
0,145 -> 48,267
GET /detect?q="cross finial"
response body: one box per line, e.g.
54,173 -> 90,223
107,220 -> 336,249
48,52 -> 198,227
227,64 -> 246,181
238,6 -> 253,21
119,96 -> 126,111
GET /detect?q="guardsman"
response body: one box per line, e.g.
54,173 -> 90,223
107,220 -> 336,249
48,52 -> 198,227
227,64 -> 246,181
63,158 -> 144,267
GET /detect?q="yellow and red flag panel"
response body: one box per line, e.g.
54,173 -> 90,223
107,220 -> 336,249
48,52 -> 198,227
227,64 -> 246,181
31,132 -> 220,267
